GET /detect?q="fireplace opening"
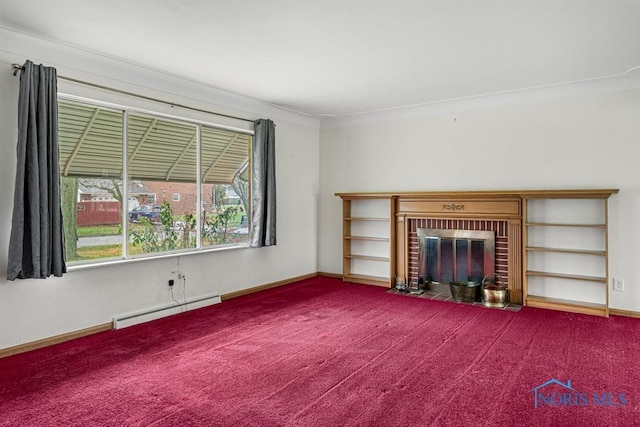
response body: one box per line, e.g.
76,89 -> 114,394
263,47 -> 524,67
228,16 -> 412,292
417,228 -> 495,286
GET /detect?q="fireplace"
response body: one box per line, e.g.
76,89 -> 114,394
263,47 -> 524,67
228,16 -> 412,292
407,218 -> 510,293
338,190 -> 616,309
417,228 -> 495,286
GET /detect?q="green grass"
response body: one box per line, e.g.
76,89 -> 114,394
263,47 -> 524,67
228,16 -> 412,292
67,244 -> 145,262
69,231 -> 248,262
71,211 -> 247,262
68,244 -> 122,262
77,225 -> 120,237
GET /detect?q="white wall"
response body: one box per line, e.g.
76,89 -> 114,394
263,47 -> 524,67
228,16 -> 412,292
0,30 -> 320,349
319,89 -> 640,312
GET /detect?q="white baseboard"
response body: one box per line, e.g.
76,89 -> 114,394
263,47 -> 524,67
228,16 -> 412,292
113,293 -> 221,329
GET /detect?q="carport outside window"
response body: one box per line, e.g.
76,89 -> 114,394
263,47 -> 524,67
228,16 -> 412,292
58,98 -> 251,265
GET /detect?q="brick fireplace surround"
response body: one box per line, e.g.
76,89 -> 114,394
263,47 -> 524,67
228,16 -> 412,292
408,218 -> 509,290
395,194 -> 524,303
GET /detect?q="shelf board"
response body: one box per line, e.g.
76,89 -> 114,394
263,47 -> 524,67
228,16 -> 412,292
337,189 -> 619,199
525,222 -> 606,229
344,236 -> 390,242
526,270 -> 606,283
526,295 -> 607,317
345,254 -> 390,262
345,217 -> 389,222
525,246 -> 606,256
343,273 -> 390,288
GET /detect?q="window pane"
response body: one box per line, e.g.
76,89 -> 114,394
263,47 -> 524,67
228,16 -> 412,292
201,126 -> 250,248
58,101 -> 124,179
127,114 -> 198,256
58,101 -> 124,264
58,99 -> 254,265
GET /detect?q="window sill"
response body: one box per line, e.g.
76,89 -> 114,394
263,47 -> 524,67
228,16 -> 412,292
67,243 -> 251,272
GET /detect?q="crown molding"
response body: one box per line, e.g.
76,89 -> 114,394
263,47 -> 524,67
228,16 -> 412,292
3,26 -> 638,132
0,26 -> 321,130
321,69 -> 640,130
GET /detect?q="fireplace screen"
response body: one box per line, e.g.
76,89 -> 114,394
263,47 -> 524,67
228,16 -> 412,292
417,228 -> 495,285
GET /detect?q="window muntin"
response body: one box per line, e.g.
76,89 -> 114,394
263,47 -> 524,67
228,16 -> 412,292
58,98 -> 252,264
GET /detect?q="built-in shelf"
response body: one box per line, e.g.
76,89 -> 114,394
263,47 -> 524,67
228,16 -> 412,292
526,222 -> 606,229
337,189 -> 619,314
523,195 -> 615,317
341,197 -> 395,288
344,273 -> 390,287
345,217 -> 389,222
345,255 -> 390,262
344,236 -> 390,242
525,246 -> 606,256
526,295 -> 607,317
526,270 -> 606,283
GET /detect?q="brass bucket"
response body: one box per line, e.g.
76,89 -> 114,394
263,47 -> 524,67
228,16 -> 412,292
481,273 -> 508,308
449,281 -> 481,302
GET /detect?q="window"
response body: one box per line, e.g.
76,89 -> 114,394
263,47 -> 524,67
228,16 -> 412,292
58,98 -> 252,265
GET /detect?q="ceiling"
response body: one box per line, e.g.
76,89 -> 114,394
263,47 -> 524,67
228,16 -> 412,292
1,0 -> 639,118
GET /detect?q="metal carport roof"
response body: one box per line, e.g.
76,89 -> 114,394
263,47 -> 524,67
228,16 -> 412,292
58,100 -> 250,184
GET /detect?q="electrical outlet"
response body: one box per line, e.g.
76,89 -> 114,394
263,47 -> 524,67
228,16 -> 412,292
168,279 -> 175,287
612,278 -> 624,292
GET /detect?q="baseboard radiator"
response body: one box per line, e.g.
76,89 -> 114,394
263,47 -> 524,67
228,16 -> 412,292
112,293 -> 221,329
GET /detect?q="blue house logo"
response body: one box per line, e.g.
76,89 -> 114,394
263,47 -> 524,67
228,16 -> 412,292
529,378 -> 628,409
529,378 -> 582,409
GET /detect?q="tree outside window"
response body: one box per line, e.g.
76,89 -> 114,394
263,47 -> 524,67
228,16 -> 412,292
58,99 -> 251,264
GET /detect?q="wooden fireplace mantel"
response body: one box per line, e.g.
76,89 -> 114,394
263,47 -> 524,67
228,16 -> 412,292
337,189 -> 619,316
336,189 -> 619,200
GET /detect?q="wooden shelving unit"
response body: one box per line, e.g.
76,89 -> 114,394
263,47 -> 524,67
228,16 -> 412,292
344,236 -> 390,242
525,295 -> 608,317
345,217 -> 389,221
523,197 -> 613,317
341,196 -> 395,287
525,247 -> 606,256
525,222 -> 606,228
525,270 -> 606,283
337,189 -> 618,315
344,254 -> 391,262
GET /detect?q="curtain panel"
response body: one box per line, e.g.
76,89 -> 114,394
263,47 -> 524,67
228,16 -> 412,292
7,60 -> 66,280
250,119 -> 276,247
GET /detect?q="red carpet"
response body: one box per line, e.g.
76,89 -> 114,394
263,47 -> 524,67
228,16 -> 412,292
1,277 -> 639,426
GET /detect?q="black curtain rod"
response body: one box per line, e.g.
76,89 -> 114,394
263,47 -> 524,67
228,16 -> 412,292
10,63 -> 257,124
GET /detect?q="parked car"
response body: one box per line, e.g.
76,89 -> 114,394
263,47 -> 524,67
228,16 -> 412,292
232,215 -> 249,235
129,205 -> 161,223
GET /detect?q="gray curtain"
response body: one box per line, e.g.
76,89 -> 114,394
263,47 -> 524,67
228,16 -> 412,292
250,119 -> 276,247
7,60 -> 66,280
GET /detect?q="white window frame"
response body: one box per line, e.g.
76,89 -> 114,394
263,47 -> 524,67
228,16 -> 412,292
59,94 -> 254,269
